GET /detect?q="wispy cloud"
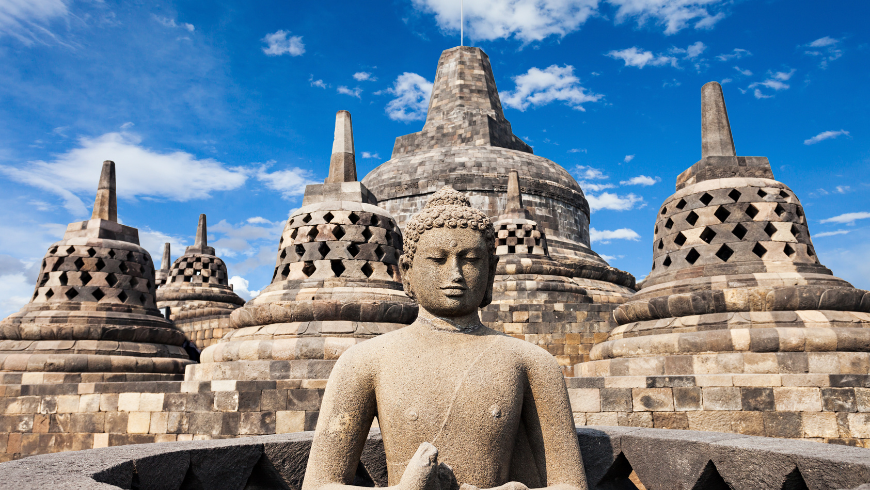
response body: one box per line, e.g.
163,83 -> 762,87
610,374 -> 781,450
0,0 -> 70,45
620,175 -> 660,186
361,152 -> 380,159
803,36 -> 843,68
624,154 -> 635,163
815,230 -> 851,238
309,75 -> 327,88
383,72 -> 433,122
154,15 -> 194,32
261,30 -> 305,56
607,47 -> 677,68
733,66 -> 752,76
586,191 -> 644,212
568,148 -> 587,154
820,212 -> 870,225
501,65 -> 602,111
254,163 -> 318,199
749,69 -> 795,98
337,86 -> 362,98
716,48 -> 751,62
353,71 -> 376,81
590,227 -> 641,244
804,130 -> 849,145
608,0 -> 729,35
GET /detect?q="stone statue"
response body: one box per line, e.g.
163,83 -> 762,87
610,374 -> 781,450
303,187 -> 588,490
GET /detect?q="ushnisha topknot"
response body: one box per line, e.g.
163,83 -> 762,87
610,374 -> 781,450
401,187 -> 498,306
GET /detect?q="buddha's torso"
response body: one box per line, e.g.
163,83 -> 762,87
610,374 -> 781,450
372,324 -> 529,487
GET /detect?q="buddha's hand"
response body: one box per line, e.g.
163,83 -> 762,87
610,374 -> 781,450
399,442 -> 446,490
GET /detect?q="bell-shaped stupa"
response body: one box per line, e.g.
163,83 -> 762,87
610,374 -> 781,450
579,82 -> 870,378
187,111 -> 417,381
0,161 -> 191,382
156,214 -> 245,349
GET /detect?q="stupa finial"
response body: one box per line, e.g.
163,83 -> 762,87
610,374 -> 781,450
506,170 -> 523,211
325,110 -> 357,183
91,160 -> 117,222
195,214 -> 207,248
701,82 -> 736,158
161,243 -> 171,271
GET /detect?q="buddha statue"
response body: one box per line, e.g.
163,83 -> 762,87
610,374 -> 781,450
303,187 -> 588,490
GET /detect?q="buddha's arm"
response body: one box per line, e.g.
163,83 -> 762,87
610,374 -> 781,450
301,351 -> 378,490
516,353 -> 589,490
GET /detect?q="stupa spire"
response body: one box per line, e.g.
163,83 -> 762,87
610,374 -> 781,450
325,110 -> 357,183
161,243 -> 171,271
91,160 -> 117,222
195,214 -> 207,248
506,170 -> 524,211
701,82 -> 736,158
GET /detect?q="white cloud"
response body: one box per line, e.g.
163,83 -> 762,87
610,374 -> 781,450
337,86 -> 362,98
568,148 -> 587,153
803,36 -> 842,68
586,191 -> 643,212
501,65 -> 602,111
410,0 -> 598,43
804,130 -> 849,145
247,217 -> 272,225
752,89 -> 771,99
608,0 -> 728,35
0,131 -> 248,217
748,69 -> 795,98
229,276 -> 260,301
808,36 -> 838,48
598,254 -> 617,262
607,47 -> 677,68
733,66 -> 752,76
138,227 -> 187,265
620,175 -> 660,186
685,41 -> 706,59
573,165 -> 607,180
154,16 -> 195,32
720,78 -> 732,84
624,154 -> 635,163
254,164 -> 318,199
716,48 -> 750,62
582,182 -> 616,192
815,230 -> 850,238
353,72 -> 376,81
836,186 -> 851,194
384,73 -> 434,122
261,30 -> 305,56
361,152 -> 380,159
820,212 -> 870,225
0,0 -> 69,45
309,76 -> 327,88
590,227 -> 641,243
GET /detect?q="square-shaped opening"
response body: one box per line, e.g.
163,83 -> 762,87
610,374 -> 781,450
700,227 -> 717,244
746,204 -> 759,219
676,199 -> 687,209
732,223 -> 747,240
764,222 -> 777,237
674,232 -> 687,246
700,193 -> 714,206
686,248 -> 700,265
728,189 -> 741,202
686,211 -> 699,226
663,256 -> 672,267
665,218 -> 674,229
752,243 -> 767,258
714,206 -> 731,223
783,244 -> 795,257
716,244 -> 733,262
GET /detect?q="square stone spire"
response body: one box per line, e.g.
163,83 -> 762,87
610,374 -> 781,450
391,46 -> 532,156
325,110 -> 357,184
91,160 -> 117,222
185,214 -> 216,255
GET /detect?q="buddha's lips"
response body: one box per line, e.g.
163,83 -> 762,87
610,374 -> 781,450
440,286 -> 467,294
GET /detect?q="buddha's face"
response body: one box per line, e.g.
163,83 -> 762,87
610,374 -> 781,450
406,227 -> 492,317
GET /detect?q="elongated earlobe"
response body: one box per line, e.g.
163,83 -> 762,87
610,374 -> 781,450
478,255 -> 498,308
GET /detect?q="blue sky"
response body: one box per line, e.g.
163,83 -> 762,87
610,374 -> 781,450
0,0 -> 867,315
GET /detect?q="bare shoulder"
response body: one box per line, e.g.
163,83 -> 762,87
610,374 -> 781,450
483,328 -> 564,371
333,325 -> 416,366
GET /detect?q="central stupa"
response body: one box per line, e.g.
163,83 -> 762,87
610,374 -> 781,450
363,46 -> 608,266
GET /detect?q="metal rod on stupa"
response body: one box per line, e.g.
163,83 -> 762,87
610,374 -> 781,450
195,214 -> 207,248
506,169 -> 523,211
91,160 -> 117,222
325,110 -> 357,183
161,243 -> 171,271
701,82 -> 736,158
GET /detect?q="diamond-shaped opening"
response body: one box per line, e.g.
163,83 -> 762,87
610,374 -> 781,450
595,453 -> 644,490
333,226 -> 345,240
716,244 -> 733,262
279,263 -> 290,279
74,257 -> 85,269
331,260 -> 345,277
95,258 -> 105,270
779,190 -> 790,199
118,291 -> 128,303
691,461 -> 729,490
654,225 -> 659,234
686,211 -> 699,226
307,227 -> 319,241
109,249 -> 117,259
317,242 -> 330,259
139,293 -> 147,304
279,249 -> 287,260
59,271 -> 68,286
66,246 -> 76,254
80,271 -> 92,285
349,212 -> 360,224
289,228 -> 298,240
665,218 -> 674,229
44,289 -> 54,300
774,203 -> 785,217
146,280 -> 152,289
86,247 -> 96,257
791,224 -> 801,239
728,189 -> 741,202
758,189 -> 768,198
714,206 -> 731,223
64,288 -> 78,300
764,222 -> 777,237
323,212 -> 334,223
796,207 -> 804,218
295,244 -> 305,257
807,245 -> 816,257
38,274 -> 49,287
279,236 -> 285,247
700,227 -> 717,244
783,243 -> 796,257
375,246 -> 385,260
674,232 -> 687,246
302,214 -> 312,223
700,193 -> 714,206
106,273 -> 118,287
92,289 -> 105,301
362,227 -> 373,241
686,248 -> 700,265
657,239 -> 664,250
753,243 -> 767,258
302,262 -> 316,277
52,257 -> 64,271
660,206 -> 668,215
371,215 -> 380,227
49,246 -> 58,254
780,467 -> 809,490
119,262 -> 129,274
663,256 -> 672,267
676,199 -> 687,210
361,262 -> 374,278
732,223 -> 747,240
746,204 -> 759,219
130,277 -> 139,288
347,243 -> 360,257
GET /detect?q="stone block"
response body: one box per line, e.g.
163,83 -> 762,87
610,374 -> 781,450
56,395 -> 80,413
276,411 -> 306,433
673,387 -> 702,411
149,412 -> 168,434
740,387 -> 775,411
632,388 -> 674,412
763,412 -> 802,438
847,413 -> 870,438
702,387 -> 742,411
287,389 -> 323,411
260,390 -> 287,412
653,412 -> 689,430
600,388 -> 632,412
774,387 -> 822,412
686,411 -> 731,432
99,394 -> 119,412
139,393 -> 165,412
568,389 -> 600,413
802,412 -> 838,438
821,388 -> 857,412
127,412 -> 151,434
239,412 -> 276,435
79,394 -> 100,412
586,412 -> 618,426
731,412 -> 764,436
104,412 -> 128,433
617,412 -> 653,428
117,393 -> 140,412
214,391 -> 240,412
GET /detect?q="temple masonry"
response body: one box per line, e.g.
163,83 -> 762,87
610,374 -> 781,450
1,50 -> 870,463
156,214 -> 245,349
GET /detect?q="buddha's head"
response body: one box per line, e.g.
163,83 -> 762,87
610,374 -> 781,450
401,187 -> 498,318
